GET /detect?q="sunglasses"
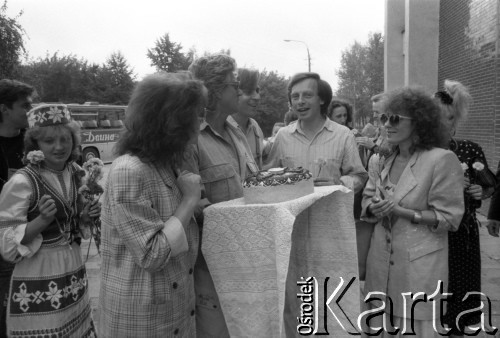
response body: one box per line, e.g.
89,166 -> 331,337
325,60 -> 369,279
224,81 -> 240,91
380,113 -> 413,125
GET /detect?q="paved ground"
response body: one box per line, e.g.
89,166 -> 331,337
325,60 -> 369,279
82,213 -> 500,335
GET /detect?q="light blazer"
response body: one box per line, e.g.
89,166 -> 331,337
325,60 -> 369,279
361,147 -> 464,320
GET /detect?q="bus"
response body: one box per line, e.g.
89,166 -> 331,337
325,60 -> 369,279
67,104 -> 126,163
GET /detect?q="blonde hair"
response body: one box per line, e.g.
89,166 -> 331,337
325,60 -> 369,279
441,79 -> 472,124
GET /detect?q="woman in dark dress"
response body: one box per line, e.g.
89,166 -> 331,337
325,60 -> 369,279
435,80 -> 495,336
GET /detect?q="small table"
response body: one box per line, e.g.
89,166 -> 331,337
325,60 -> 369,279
202,186 -> 361,337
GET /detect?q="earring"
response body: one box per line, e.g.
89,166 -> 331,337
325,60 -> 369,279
412,134 -> 420,145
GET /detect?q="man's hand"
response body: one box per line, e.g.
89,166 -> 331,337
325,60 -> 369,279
356,137 -> 376,150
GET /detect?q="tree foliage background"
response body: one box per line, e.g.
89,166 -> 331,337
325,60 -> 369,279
336,32 -> 384,126
0,1 -> 25,78
255,70 -> 289,136
18,52 -> 135,104
1,14 -> 294,134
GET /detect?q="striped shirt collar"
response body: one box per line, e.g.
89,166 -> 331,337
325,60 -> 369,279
290,117 -> 337,135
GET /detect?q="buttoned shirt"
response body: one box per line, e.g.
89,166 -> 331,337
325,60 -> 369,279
227,116 -> 265,169
266,119 -> 367,192
183,120 -> 258,204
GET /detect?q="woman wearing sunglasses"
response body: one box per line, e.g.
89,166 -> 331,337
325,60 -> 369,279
361,87 -> 464,336
436,80 -> 496,337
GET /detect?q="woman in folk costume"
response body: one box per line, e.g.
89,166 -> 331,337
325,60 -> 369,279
0,104 -> 100,337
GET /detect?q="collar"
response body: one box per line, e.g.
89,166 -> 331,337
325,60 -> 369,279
291,118 -> 336,134
200,119 -> 244,140
227,116 -> 260,137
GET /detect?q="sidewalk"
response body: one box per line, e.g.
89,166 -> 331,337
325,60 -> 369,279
80,239 -> 101,328
477,214 -> 500,335
81,215 -> 500,335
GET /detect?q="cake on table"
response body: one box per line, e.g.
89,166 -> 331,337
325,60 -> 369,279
242,167 -> 314,204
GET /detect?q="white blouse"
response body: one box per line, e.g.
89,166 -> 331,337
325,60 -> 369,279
0,166 -> 73,263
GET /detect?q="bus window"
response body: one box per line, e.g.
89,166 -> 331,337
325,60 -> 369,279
67,104 -> 126,163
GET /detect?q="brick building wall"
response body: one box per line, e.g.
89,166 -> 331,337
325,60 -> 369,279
438,0 -> 499,170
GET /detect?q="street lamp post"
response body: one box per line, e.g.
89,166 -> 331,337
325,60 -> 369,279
284,39 -> 311,72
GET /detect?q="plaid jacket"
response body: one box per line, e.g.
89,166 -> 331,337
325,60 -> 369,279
98,154 -> 198,337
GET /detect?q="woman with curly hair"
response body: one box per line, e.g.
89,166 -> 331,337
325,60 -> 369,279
361,87 -> 464,336
327,98 -> 353,128
0,104 -> 99,337
98,73 -> 207,337
436,80 -> 496,337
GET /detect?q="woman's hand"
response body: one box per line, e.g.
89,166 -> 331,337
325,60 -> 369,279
81,200 -> 101,223
177,170 -> 202,204
464,176 -> 471,189
466,184 -> 483,200
38,194 -> 57,224
88,200 -> 101,218
369,197 -> 395,219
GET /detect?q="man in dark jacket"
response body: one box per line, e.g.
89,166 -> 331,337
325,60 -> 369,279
0,79 -> 34,336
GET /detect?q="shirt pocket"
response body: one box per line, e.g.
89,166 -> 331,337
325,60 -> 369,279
200,163 -> 236,204
408,240 -> 444,262
311,158 -> 342,179
408,240 -> 445,291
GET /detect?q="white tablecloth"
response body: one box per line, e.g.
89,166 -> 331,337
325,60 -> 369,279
202,186 -> 360,337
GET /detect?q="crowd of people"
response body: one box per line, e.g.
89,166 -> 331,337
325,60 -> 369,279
0,52 -> 499,337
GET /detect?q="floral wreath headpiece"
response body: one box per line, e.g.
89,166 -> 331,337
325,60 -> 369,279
434,90 -> 453,105
27,103 -> 71,128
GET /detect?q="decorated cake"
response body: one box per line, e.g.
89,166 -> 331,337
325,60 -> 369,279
242,167 -> 314,204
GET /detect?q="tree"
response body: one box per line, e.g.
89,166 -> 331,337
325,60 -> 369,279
97,51 -> 135,104
255,70 -> 289,136
0,1 -> 25,78
19,52 -> 104,103
147,33 -> 191,72
335,32 -> 384,126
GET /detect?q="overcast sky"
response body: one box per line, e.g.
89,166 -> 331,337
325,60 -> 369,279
7,0 -> 385,91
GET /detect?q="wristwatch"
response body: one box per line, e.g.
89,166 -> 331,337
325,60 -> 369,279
411,211 -> 423,224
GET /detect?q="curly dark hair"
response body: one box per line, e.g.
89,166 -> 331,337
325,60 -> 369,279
115,72 -> 207,167
23,121 -> 82,164
188,54 -> 236,110
384,86 -> 446,150
327,98 -> 353,126
287,72 -> 332,117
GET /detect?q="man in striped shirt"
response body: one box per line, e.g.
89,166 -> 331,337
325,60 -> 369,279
266,72 -> 367,192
